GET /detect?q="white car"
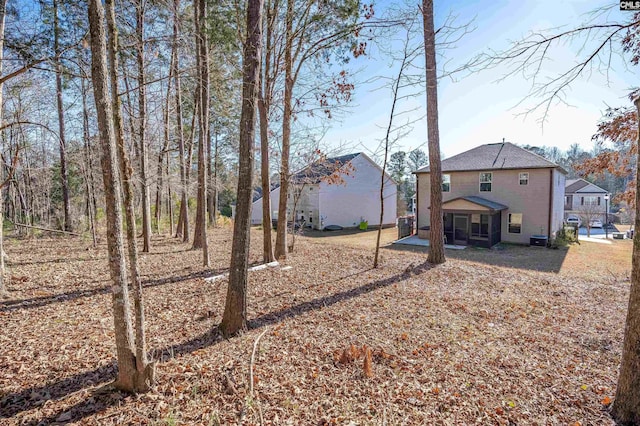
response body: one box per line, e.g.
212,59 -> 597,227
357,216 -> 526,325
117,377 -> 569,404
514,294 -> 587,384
566,216 -> 582,227
589,219 -> 603,228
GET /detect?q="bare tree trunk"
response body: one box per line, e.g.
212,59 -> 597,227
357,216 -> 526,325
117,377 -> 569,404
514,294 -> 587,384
0,0 -> 7,297
256,105 -> 272,260
274,0 -> 293,260
220,0 -> 263,337
374,21 -> 415,268
0,185 -> 4,297
136,0 -> 152,253
173,0 -> 188,241
176,102 -> 195,240
422,0 -> 445,265
121,64 -> 137,162
105,0 -> 154,391
88,0 -> 152,393
166,154 -> 174,233
191,0 -> 210,267
53,0 -> 71,232
212,131 -> 219,227
156,44 -> 175,235
257,0 -> 275,263
81,76 -> 97,248
207,126 -> 215,226
612,97 -> 640,423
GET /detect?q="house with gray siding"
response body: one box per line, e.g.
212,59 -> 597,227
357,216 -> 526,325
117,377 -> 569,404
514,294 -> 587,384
414,142 -> 567,247
564,178 -> 608,222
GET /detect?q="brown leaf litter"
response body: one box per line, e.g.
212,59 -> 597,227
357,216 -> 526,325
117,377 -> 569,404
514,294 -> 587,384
0,227 -> 631,425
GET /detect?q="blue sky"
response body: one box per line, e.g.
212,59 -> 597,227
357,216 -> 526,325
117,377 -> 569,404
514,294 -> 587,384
322,0 -> 638,160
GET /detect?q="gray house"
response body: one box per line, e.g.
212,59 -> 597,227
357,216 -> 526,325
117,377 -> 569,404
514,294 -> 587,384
564,178 -> 609,222
415,142 -> 567,247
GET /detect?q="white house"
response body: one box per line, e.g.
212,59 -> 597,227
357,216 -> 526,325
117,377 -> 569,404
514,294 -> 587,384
251,186 -> 280,225
251,152 -> 397,230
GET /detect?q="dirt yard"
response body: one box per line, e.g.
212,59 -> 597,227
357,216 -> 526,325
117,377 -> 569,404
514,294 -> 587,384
0,226 -> 632,425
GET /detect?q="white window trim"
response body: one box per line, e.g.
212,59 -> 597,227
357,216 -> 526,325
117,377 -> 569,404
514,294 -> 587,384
508,213 -> 523,234
479,172 -> 492,192
442,174 -> 451,192
519,172 -> 529,186
583,195 -> 599,206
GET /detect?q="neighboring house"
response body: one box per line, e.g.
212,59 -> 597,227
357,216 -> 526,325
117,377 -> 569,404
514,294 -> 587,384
251,152 -> 397,230
564,178 -> 609,222
414,142 -> 566,247
251,185 -> 280,226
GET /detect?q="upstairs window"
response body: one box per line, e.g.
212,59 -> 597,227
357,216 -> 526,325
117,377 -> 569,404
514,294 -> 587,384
581,196 -> 599,206
442,174 -> 451,192
508,213 -> 522,234
480,172 -> 492,192
519,172 -> 529,185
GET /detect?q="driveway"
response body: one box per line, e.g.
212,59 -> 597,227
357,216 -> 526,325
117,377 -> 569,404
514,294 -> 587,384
578,226 -> 622,240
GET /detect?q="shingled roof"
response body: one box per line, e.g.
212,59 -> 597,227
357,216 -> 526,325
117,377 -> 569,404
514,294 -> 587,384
565,179 -> 590,193
415,142 -> 565,174
292,153 -> 360,184
565,178 -> 607,194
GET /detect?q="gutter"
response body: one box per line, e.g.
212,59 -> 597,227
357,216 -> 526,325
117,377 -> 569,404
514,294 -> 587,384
416,175 -> 420,228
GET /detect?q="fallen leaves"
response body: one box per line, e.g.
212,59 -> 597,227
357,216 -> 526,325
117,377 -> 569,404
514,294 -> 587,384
0,229 -> 629,425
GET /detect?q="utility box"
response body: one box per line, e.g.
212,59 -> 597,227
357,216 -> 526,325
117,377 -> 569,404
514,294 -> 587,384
530,235 -> 548,247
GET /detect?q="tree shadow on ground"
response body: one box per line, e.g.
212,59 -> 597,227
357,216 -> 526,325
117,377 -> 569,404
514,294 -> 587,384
383,242 -> 568,274
1,260 -> 433,423
301,227 -> 380,239
9,256 -> 107,267
0,268 -> 228,313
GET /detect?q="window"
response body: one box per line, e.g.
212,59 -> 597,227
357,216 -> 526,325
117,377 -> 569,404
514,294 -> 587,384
519,172 -> 529,185
471,214 -> 489,239
581,196 -> 599,206
508,213 -> 522,234
442,174 -> 451,192
480,172 -> 492,192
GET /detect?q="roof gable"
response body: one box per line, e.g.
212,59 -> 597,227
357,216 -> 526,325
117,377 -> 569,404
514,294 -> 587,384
292,153 -> 360,184
565,178 -> 607,194
415,142 -> 564,174
442,196 -> 508,212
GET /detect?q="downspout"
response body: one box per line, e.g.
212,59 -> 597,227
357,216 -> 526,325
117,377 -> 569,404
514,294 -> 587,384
548,169 -> 553,239
416,173 -> 420,230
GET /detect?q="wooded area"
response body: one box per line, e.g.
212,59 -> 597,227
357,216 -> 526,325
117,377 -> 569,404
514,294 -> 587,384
2,0 -> 640,424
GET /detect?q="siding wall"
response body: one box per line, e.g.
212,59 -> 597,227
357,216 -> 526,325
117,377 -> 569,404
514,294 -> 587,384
417,168 -> 564,244
318,154 -> 397,229
551,169 -> 566,235
291,184 -> 320,226
251,187 -> 280,225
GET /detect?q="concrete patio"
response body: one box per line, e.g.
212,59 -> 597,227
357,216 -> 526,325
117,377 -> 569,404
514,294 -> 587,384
393,235 -> 467,250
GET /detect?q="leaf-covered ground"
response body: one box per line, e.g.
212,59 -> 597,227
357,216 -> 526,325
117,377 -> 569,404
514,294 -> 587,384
0,227 -> 632,425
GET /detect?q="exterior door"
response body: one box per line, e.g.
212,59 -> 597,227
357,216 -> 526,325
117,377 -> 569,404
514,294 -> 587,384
453,215 -> 468,245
